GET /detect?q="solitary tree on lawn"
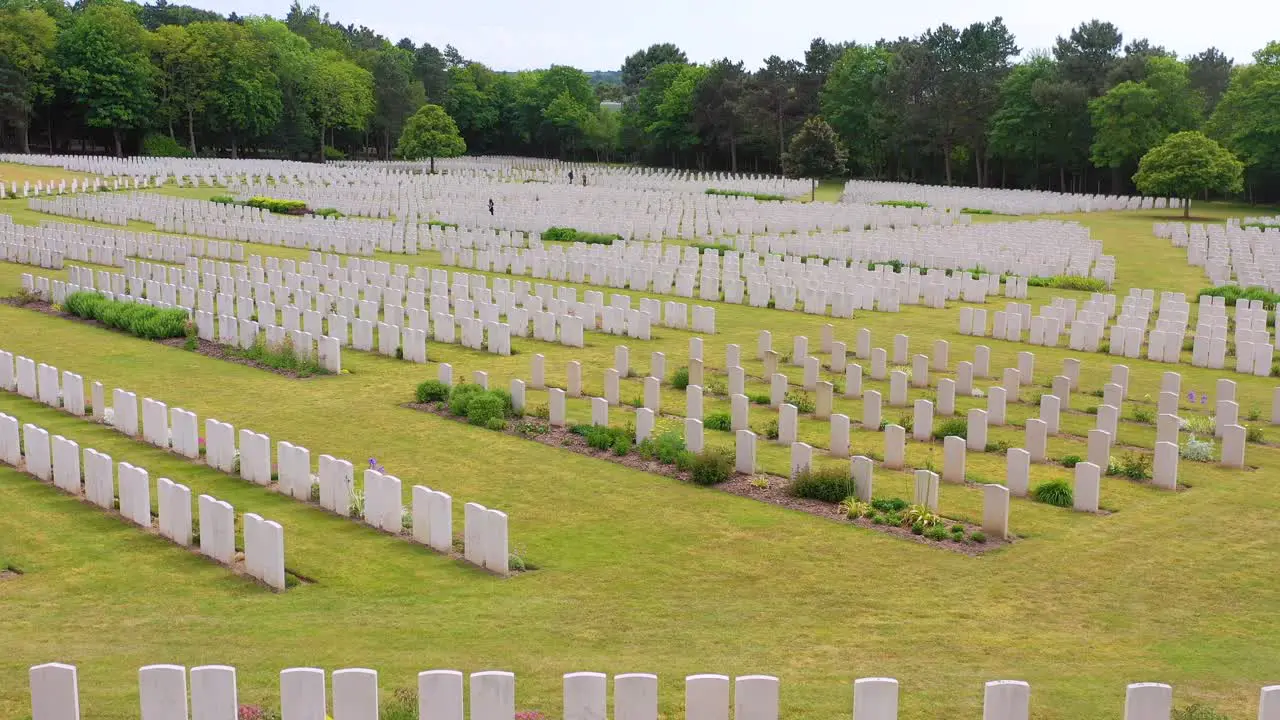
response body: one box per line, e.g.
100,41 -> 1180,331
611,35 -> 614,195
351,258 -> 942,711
1134,131 -> 1243,218
395,103 -> 465,173
782,116 -> 848,201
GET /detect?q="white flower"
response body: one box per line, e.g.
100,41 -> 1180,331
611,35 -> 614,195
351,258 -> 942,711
103,407 -> 115,423
971,389 -> 985,398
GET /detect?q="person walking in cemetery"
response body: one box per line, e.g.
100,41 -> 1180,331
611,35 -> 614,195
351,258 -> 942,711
582,174 -> 587,187
488,198 -> 494,216
568,170 -> 574,184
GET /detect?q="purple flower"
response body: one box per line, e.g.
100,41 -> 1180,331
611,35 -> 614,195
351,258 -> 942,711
368,458 -> 377,467
1188,391 -> 1196,402
1202,395 -> 1208,405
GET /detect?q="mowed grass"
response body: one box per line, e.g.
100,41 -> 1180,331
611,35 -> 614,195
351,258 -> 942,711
4,189 -> 1280,718
0,161 -> 98,189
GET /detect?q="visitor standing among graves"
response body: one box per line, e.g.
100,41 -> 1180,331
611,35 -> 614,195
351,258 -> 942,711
488,198 -> 494,215
568,170 -> 574,184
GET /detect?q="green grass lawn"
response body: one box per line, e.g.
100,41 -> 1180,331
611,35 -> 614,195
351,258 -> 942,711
3,186 -> 1280,719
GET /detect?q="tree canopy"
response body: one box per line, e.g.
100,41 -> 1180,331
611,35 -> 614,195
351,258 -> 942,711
1133,131 -> 1243,217
0,2 -> 1274,201
395,102 -> 464,172
782,116 -> 847,200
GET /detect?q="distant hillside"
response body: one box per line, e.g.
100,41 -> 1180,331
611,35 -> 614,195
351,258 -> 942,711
586,70 -> 622,85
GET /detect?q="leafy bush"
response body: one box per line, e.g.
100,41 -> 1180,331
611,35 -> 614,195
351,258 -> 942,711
969,531 -> 987,543
571,424 -> 632,453
1114,452 -> 1152,480
323,145 -> 346,160
704,188 -> 785,202
483,416 -> 506,431
1246,425 -> 1265,443
761,418 -> 780,439
210,195 -> 236,205
691,242 -> 737,253
233,338 -> 327,377
1131,406 -> 1155,424
245,196 -> 309,215
924,525 -> 950,541
63,292 -> 190,339
704,412 -> 731,431
1025,275 -> 1108,292
985,440 -> 1011,453
961,207 -> 994,215
314,207 -> 344,218
670,367 -> 690,390
141,133 -> 192,157
447,383 -> 487,416
466,393 -> 507,426
1181,436 -> 1214,461
426,219 -> 459,229
784,391 -> 815,413
839,497 -> 872,519
877,199 -> 929,208
1197,284 -> 1280,311
1183,414 -> 1215,434
637,431 -> 686,464
415,380 -> 451,403
789,467 -> 856,503
932,417 -> 968,440
750,393 -> 771,405
685,449 -> 734,485
1031,480 -> 1074,507
541,226 -> 620,245
871,497 -> 908,513
1060,454 -> 1082,468
904,505 -> 943,528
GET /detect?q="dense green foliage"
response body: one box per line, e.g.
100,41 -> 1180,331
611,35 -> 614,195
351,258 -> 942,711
414,380 -> 451,403
1031,480 -> 1075,507
540,227 -> 620,245
782,117 -> 847,200
63,292 -> 189,339
394,103 -> 465,172
789,467 -> 857,503
1,2 -> 1273,197
704,189 -> 785,201
1134,131 -> 1244,217
245,196 -> 308,214
1197,285 -> 1280,310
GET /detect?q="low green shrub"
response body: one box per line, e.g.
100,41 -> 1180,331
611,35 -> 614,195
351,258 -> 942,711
789,467 -> 856,503
761,418 -> 780,440
1031,479 -> 1073,507
877,199 -> 929,208
685,449 -> 734,485
670,367 -> 690,390
141,133 -> 192,157
483,416 -> 507,431
1197,284 -> 1280,310
1060,454 -> 1082,468
446,383 -> 484,416
426,219 -> 458,229
1180,436 -> 1214,461
704,188 -> 785,202
314,207 -> 344,218
870,497 -> 908,513
466,393 -> 507,427
1183,414 -> 1215,434
571,424 -> 631,453
704,412 -> 731,431
1025,275 -> 1109,292
415,380 -> 451,403
637,431 -> 686,464
933,417 -> 969,441
63,292 -> 190,339
541,226 -> 621,245
209,195 -> 237,205
924,525 -> 949,541
969,531 -> 987,543
750,393 -> 771,405
961,207 -> 994,215
245,196 -> 308,215
691,242 -> 737,254
232,338 -> 327,376
1113,452 -> 1151,480
784,391 -> 815,414
1131,406 -> 1155,424
1247,425 -> 1265,443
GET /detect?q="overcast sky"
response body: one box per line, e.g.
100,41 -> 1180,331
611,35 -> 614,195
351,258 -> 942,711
195,0 -> 1274,70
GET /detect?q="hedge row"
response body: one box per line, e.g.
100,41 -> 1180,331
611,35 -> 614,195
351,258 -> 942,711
704,188 -> 787,202
63,292 -> 190,339
541,227 -> 621,245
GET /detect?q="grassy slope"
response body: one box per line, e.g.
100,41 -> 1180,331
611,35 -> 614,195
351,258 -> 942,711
2,185 -> 1280,719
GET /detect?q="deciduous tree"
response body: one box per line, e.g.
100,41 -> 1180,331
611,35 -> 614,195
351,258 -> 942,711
395,102 -> 464,172
1133,131 -> 1243,217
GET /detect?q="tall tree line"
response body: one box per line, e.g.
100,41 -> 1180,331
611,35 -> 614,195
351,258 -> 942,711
0,1 -> 1276,200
